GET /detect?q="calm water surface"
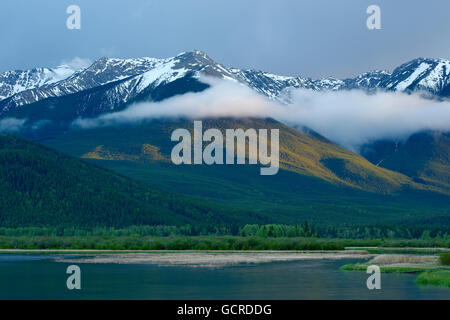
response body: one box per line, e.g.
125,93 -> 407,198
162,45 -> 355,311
0,254 -> 449,299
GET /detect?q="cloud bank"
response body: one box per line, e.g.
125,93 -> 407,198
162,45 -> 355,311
71,77 -> 450,151
0,118 -> 26,133
281,89 -> 450,150
72,79 -> 277,128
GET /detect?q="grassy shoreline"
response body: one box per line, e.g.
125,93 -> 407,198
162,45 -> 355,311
341,252 -> 450,288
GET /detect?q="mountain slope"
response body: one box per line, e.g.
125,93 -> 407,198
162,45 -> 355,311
362,131 -> 450,190
41,119 -> 450,225
0,134 -> 263,228
5,133 -> 446,228
42,118 -> 442,194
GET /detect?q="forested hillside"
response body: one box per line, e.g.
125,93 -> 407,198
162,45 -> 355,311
0,134 -> 261,229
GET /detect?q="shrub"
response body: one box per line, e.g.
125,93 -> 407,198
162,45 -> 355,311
439,252 -> 450,265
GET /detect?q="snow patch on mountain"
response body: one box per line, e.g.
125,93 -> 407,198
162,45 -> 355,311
395,62 -> 431,91
417,60 -> 450,93
136,59 -> 188,91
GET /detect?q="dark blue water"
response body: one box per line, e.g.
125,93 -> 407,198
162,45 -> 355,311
0,254 -> 449,299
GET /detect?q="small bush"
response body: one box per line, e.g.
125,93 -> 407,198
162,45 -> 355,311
439,252 -> 450,265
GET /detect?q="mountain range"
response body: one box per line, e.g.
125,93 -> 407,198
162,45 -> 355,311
0,51 -> 449,119
0,51 -> 449,228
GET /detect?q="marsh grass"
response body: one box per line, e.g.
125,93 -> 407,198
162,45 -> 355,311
416,271 -> 450,288
342,253 -> 450,289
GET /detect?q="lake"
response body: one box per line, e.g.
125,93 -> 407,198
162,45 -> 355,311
0,254 -> 449,299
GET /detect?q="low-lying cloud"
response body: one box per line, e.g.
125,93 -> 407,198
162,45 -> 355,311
72,78 -> 277,128
282,89 -> 450,150
71,77 -> 450,151
0,118 -> 26,133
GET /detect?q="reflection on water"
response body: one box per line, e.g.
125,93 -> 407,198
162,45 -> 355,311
0,254 -> 449,300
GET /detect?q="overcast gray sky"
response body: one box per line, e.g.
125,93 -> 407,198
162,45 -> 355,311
1,0 -> 449,78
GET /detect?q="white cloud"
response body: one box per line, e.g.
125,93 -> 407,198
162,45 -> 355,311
72,77 -> 450,151
72,78 -> 277,128
0,118 -> 26,133
60,57 -> 92,71
279,89 -> 450,150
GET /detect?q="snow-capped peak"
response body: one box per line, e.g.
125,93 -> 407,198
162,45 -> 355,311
0,64 -> 82,101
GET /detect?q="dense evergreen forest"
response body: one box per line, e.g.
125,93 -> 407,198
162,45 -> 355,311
0,134 -> 261,229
